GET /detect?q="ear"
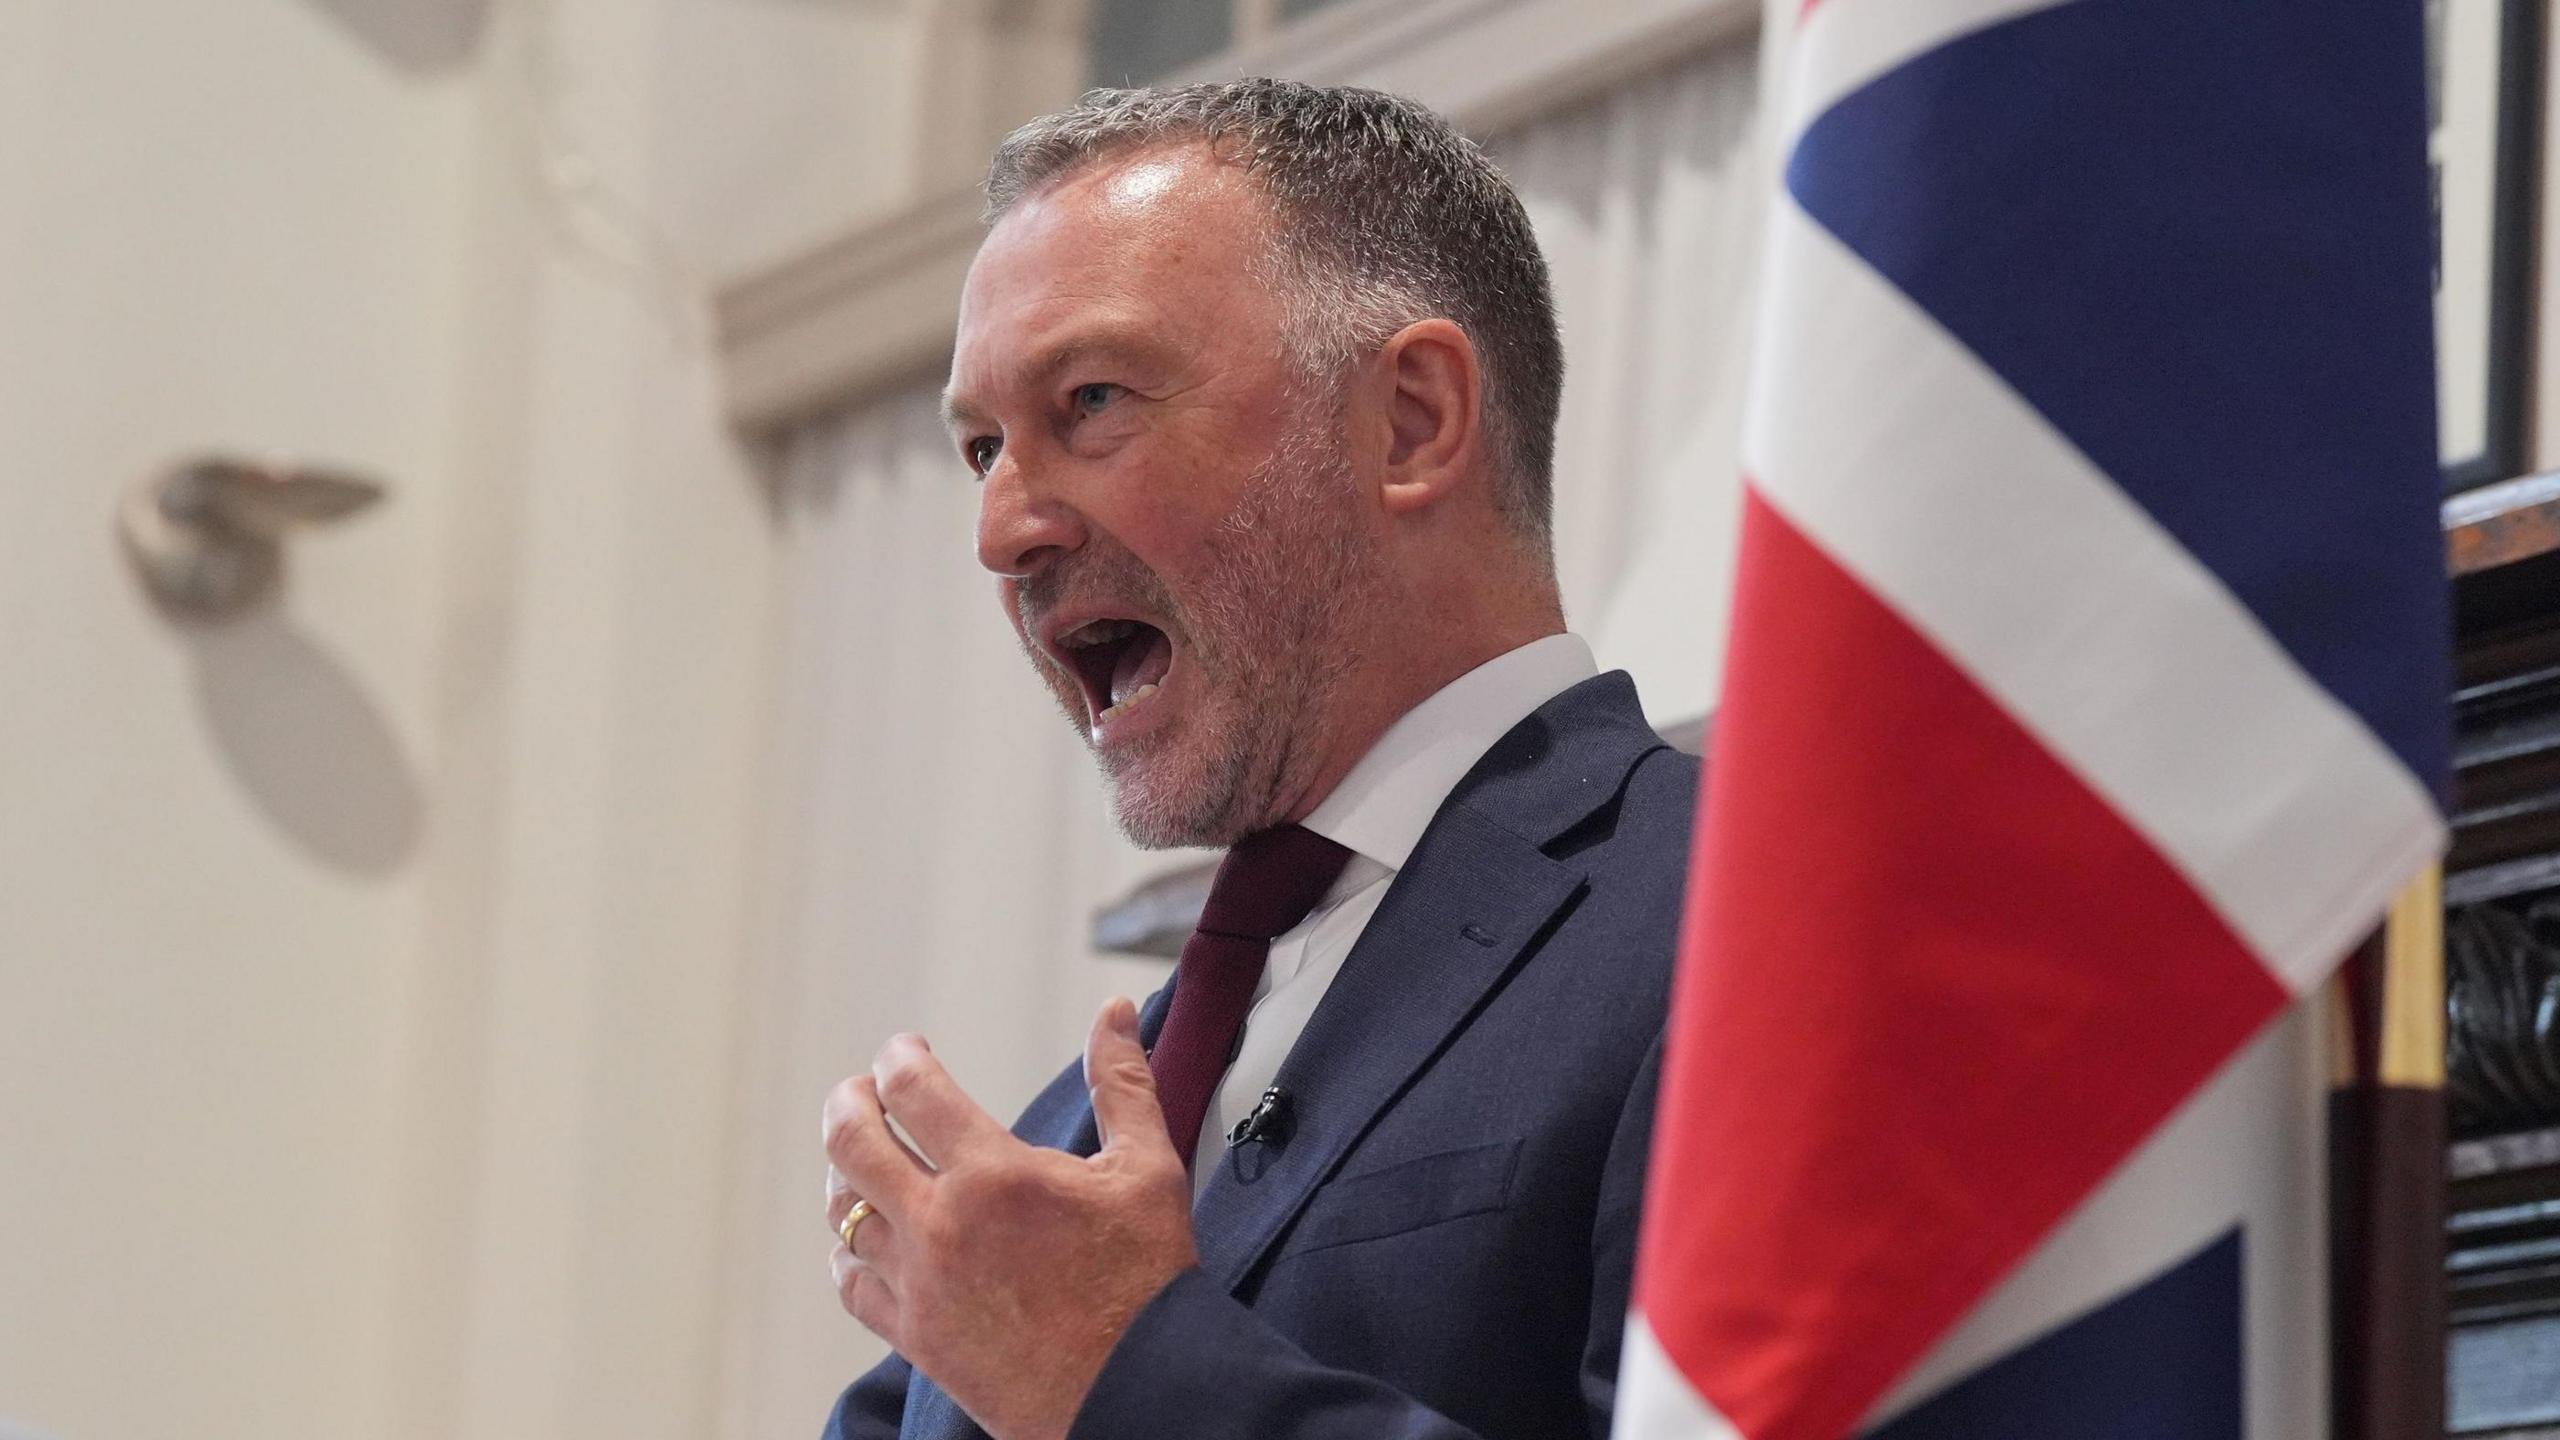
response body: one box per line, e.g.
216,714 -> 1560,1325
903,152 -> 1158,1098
1373,319 -> 1484,519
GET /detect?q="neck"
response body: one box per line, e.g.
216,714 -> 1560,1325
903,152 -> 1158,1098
1268,598 -> 1565,830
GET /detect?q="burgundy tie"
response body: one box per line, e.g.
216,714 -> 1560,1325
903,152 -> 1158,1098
1150,825 -> 1352,1170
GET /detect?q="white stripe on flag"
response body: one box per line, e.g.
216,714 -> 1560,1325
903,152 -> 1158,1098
1780,0 -> 2087,150
1743,194 -> 2444,992
1862,1000 -> 2330,1440
1615,1312 -> 1749,1440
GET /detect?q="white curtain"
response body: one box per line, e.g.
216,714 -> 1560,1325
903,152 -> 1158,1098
1498,40 -> 1766,726
714,39 -> 1767,1436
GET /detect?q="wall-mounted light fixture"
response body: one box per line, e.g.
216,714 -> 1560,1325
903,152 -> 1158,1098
118,455 -> 386,622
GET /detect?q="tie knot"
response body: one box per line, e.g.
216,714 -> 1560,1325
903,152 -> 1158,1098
1197,825 -> 1354,941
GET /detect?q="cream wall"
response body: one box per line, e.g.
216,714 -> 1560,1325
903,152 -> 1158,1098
0,2 -> 908,1437
0,6 -> 472,1435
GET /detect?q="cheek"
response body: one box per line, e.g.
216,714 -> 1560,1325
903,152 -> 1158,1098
1066,412 -> 1146,461
1106,454 -> 1246,568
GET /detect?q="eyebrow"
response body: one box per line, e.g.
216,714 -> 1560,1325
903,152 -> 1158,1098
940,327 -> 1173,434
938,389 -> 986,434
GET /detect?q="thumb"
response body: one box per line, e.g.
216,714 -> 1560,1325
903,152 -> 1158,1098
1084,996 -> 1171,1157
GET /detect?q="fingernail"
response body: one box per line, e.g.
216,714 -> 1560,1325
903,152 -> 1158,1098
1112,998 -> 1139,1037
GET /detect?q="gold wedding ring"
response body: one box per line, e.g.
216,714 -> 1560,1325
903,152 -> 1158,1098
837,1197 -> 875,1250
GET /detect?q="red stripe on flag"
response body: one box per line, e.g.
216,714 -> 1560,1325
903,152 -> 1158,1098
1637,488 -> 2287,1440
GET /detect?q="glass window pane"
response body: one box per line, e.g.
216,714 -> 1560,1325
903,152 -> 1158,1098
1087,0 -> 1233,86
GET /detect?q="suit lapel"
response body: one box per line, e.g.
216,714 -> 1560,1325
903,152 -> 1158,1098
1186,670 -> 1666,1292
1188,803 -> 1583,1289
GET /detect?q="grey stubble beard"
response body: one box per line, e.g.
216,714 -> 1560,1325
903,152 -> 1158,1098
1016,411 -> 1378,851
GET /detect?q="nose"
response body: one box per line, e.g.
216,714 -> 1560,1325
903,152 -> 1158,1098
974,454 -> 1087,579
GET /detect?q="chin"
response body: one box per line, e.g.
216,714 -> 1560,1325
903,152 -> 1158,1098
1103,741 -> 1259,851
1110,810 -> 1216,852
1105,772 -> 1226,851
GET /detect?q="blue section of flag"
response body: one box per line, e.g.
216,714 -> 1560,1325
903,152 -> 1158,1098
1786,0 -> 2451,796
1869,1229 -> 2246,1440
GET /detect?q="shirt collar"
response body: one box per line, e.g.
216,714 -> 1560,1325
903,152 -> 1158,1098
1299,633 -> 1598,876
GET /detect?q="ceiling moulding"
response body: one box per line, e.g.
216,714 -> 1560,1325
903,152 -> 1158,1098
713,0 -> 1760,434
715,187 -> 986,433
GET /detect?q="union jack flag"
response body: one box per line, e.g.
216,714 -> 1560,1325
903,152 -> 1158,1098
1617,3 -> 2451,1437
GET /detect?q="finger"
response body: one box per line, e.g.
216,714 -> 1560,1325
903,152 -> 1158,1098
824,1165 -> 866,1232
823,1074 -> 932,1216
871,1033 -> 1010,1167
1084,996 -> 1175,1160
832,1244 -> 900,1342
830,1188 -> 902,1284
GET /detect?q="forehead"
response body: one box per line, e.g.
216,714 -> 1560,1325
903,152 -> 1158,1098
949,146 -> 1282,405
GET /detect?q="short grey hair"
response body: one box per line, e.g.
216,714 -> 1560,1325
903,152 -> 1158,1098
985,78 -> 1565,550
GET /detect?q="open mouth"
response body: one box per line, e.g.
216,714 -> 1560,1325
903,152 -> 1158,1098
1053,617 -> 1176,730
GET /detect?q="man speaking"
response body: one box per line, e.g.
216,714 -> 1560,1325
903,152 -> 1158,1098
820,79 -> 1699,1440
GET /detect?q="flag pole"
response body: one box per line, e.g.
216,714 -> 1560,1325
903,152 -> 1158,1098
2331,865 -> 2446,1440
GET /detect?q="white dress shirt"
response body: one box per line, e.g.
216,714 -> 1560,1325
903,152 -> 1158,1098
1190,633 -> 1600,1191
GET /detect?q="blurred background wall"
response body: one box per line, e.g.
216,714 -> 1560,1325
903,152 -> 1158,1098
0,2 -> 1773,1437
0,2 -> 893,1435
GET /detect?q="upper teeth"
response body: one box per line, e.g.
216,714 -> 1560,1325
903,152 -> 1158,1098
1062,618 -> 1141,649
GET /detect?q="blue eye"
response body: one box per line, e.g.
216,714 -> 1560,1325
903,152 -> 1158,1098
1072,382 -> 1121,415
966,436 -> 1002,474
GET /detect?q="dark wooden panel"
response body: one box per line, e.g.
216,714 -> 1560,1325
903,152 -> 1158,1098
2448,472 -> 2560,1437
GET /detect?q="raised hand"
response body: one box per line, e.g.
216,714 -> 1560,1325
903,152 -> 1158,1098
823,997 -> 1197,1440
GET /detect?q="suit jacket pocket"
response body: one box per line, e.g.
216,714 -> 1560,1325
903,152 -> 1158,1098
1286,1138 -> 1522,1257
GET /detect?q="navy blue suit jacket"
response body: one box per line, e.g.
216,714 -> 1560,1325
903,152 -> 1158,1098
825,671 -> 1697,1440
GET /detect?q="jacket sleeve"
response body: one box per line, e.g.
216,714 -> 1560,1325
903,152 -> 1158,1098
1064,1269 -> 1490,1440
821,1350 -> 914,1440
1067,1029 -> 1668,1440
1580,1028 -> 1668,1435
